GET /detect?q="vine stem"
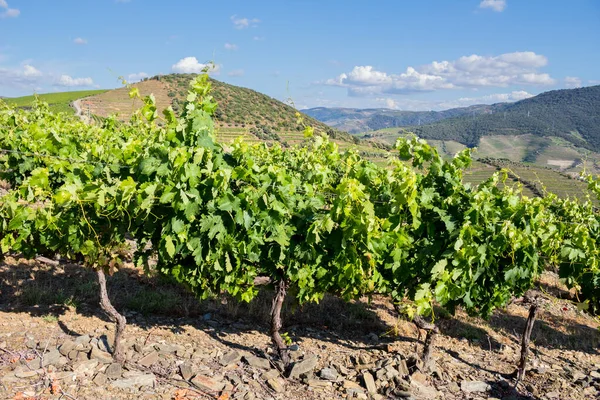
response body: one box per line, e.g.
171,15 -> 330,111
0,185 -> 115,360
516,297 -> 539,386
97,269 -> 127,363
413,315 -> 439,369
270,279 -> 290,368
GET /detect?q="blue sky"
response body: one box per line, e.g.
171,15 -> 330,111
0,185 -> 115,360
1,0 -> 599,110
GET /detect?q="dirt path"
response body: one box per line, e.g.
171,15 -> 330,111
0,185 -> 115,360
71,99 -> 90,124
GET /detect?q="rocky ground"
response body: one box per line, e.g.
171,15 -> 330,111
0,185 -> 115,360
0,258 -> 599,400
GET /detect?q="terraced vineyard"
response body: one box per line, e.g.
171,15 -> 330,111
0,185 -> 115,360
485,159 -> 594,202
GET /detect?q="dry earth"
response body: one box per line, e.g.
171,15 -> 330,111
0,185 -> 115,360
0,258 -> 599,400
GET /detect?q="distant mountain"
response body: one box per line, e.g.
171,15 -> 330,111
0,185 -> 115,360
411,85 -> 600,150
303,104 -> 501,133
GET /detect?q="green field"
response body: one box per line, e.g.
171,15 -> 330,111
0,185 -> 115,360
3,90 -> 107,115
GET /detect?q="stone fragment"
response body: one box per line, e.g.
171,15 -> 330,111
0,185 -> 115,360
42,348 -> 62,367
155,343 -> 183,355
90,346 -> 113,363
397,360 -> 409,376
410,372 -> 428,385
191,375 -> 226,392
15,369 -> 38,378
362,372 -> 377,394
74,335 -> 91,345
220,350 -> 241,366
307,379 -> 332,388
73,359 -> 99,377
111,373 -> 155,389
266,378 -> 285,393
138,351 -> 159,367
93,372 -> 107,386
343,380 -> 362,389
460,380 -> 491,393
288,355 -> 319,379
262,369 -> 280,380
243,355 -> 271,370
105,363 -> 122,379
319,367 -> 338,381
180,363 -> 194,381
59,340 -> 76,356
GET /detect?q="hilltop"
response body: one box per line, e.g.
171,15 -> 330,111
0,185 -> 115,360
80,74 -> 358,145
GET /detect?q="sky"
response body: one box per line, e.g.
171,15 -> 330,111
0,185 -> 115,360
0,0 -> 599,111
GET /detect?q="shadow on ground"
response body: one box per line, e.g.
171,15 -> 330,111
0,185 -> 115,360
0,258 -> 598,360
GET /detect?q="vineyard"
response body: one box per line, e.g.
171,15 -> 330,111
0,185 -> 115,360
1,74 -> 600,399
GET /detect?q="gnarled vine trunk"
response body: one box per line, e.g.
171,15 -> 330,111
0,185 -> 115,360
413,315 -> 439,368
270,279 -> 290,368
516,298 -> 539,384
97,269 -> 127,363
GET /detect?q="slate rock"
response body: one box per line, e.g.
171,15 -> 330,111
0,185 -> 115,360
93,372 -> 107,386
319,367 -> 339,381
74,335 -> 91,345
90,346 -> 113,363
138,351 -> 159,367
289,355 -> 318,379
461,380 -> 491,393
267,378 -> 285,393
111,373 -> 156,389
105,363 -> 122,379
191,375 -> 226,392
362,372 -> 377,394
59,340 -> 76,356
73,359 -> 99,376
220,350 -> 241,366
243,355 -> 271,370
174,363 -> 191,381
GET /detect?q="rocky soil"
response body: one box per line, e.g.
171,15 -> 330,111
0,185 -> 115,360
0,258 -> 599,399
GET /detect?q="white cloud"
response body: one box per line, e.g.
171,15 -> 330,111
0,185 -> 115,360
128,72 -> 149,82
228,69 -> 244,77
253,36 -> 264,41
564,76 -> 582,88
0,0 -> 19,18
73,37 -> 88,45
325,51 -> 554,97
22,65 -> 42,77
589,80 -> 600,85
231,15 -> 260,29
0,64 -> 43,88
55,75 -> 94,87
171,57 -> 219,74
224,43 -> 238,51
479,0 -> 506,12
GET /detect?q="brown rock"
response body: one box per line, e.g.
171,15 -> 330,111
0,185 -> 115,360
92,372 -> 107,386
138,351 -> 159,367
362,372 -> 377,394
191,375 -> 226,392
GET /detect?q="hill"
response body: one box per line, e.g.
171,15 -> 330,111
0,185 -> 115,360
411,85 -> 600,150
82,74 -> 358,145
2,90 -> 107,114
303,104 -> 499,133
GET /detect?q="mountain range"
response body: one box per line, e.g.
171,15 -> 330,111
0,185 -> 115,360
304,85 -> 600,153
